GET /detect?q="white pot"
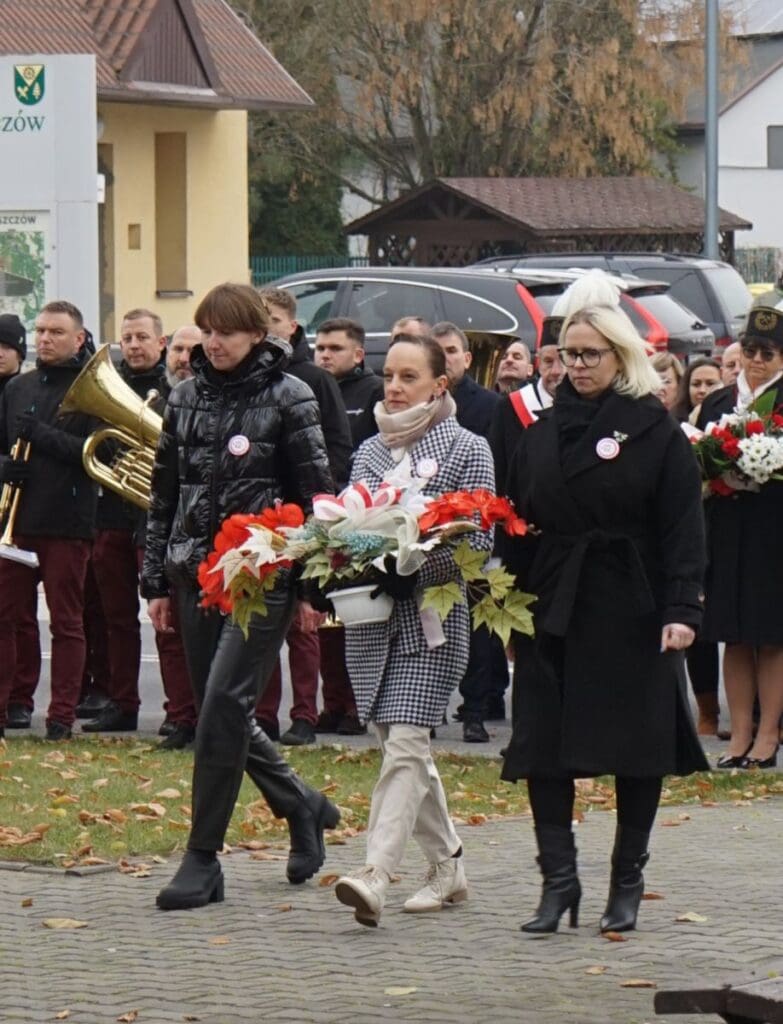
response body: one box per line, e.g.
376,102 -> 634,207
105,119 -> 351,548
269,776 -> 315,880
326,584 -> 393,626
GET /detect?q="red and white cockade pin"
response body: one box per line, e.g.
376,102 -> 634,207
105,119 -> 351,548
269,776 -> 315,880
416,457 -> 438,479
227,434 -> 250,456
595,437 -> 620,460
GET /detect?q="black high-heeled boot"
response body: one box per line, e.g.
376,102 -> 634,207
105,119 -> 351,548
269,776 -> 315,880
600,825 -> 650,933
156,850 -> 224,911
520,825 -> 581,934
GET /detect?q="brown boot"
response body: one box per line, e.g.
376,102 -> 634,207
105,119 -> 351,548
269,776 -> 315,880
695,692 -> 720,736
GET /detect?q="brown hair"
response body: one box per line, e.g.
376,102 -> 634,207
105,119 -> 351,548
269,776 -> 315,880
388,333 -> 446,378
318,317 -> 366,346
40,300 -> 83,328
194,283 -> 270,335
259,287 -> 296,317
431,321 -> 469,351
122,308 -> 164,336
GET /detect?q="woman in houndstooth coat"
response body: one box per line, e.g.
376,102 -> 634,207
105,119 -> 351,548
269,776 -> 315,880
334,334 -> 494,928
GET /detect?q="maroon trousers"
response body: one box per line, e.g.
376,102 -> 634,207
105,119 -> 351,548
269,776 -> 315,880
0,536 -> 90,728
255,612 -> 320,727
317,623 -> 358,718
92,528 -> 196,724
6,584 -> 41,710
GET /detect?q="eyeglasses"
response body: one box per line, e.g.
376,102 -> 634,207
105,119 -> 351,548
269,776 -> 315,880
557,346 -> 614,368
741,342 -> 778,362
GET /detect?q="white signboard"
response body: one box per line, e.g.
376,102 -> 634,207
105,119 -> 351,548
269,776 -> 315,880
0,55 -> 98,340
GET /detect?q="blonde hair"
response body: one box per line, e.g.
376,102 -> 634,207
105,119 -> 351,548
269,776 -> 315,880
563,305 -> 662,398
650,351 -> 684,382
552,270 -> 622,318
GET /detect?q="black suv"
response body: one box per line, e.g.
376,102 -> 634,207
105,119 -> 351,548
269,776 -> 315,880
271,265 -> 712,371
474,253 -> 751,347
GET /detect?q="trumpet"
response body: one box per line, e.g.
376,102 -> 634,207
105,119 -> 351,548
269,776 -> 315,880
59,346 -> 163,510
0,438 -> 39,567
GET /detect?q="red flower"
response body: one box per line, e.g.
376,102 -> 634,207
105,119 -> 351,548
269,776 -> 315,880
745,420 -> 765,436
772,413 -> 783,428
709,478 -> 735,497
720,436 -> 740,459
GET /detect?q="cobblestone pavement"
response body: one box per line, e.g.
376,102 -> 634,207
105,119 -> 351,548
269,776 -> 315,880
2,797 -> 782,1024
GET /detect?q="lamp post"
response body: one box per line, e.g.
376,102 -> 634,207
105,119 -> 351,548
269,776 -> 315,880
704,0 -> 719,259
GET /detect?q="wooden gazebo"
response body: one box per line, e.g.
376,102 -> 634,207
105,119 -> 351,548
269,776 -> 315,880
345,177 -> 752,266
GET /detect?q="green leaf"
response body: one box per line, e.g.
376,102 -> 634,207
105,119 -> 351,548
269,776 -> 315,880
470,589 -> 536,646
421,582 -> 465,621
484,566 -> 516,600
451,540 -> 488,581
749,390 -> 776,418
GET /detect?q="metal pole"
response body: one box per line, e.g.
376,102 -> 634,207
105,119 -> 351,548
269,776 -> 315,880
704,0 -> 719,259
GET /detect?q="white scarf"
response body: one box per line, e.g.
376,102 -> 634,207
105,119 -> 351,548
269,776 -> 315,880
373,392 -> 456,463
734,369 -> 783,414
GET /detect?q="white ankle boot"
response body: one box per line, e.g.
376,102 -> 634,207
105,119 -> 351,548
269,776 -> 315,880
403,854 -> 468,913
335,864 -> 390,927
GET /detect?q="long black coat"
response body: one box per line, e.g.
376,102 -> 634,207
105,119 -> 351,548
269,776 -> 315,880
697,378 -> 783,645
141,341 -> 332,598
501,385 -> 708,780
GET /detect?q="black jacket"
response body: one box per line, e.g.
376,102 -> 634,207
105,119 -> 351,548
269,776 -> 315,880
0,347 -> 97,539
337,364 -> 384,450
96,358 -> 170,534
141,340 -> 333,598
453,373 -> 500,439
285,326 -> 352,489
501,381 -> 707,781
0,370 -> 21,399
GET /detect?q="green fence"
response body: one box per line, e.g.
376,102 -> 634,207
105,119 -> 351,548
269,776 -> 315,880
250,254 -> 370,286
735,247 -> 780,284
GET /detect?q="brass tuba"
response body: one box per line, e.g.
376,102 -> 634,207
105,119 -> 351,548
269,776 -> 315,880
463,330 -> 520,390
59,345 -> 163,510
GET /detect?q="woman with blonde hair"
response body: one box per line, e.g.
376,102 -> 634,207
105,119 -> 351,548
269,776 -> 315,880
651,351 -> 684,411
501,278 -> 707,936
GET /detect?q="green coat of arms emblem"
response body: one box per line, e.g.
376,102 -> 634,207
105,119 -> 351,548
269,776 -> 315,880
14,65 -> 45,106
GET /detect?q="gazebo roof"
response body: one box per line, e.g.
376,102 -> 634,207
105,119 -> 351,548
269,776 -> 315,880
345,177 -> 752,237
0,0 -> 313,111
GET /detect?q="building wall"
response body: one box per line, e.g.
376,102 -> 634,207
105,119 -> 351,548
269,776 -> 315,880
98,102 -> 248,340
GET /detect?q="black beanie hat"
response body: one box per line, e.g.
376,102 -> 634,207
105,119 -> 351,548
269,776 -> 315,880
0,314 -> 26,360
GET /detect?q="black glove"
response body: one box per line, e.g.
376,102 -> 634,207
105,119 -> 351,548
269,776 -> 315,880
371,555 -> 419,602
0,456 -> 31,485
14,412 -> 39,443
300,579 -> 335,616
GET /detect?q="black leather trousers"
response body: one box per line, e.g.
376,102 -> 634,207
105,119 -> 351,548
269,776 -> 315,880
176,584 -> 315,852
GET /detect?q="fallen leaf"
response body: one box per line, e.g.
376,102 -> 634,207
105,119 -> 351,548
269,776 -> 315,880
117,1012 -> 139,1023
209,936 -> 230,945
585,966 -> 607,975
675,911 -> 708,923
104,809 -> 128,824
384,987 -> 418,996
466,813 -> 487,826
92,778 -> 109,789
641,892 -> 665,901
602,931 -> 627,942
660,820 -> 681,827
620,979 -> 656,988
155,788 -> 181,799
21,897 -> 33,907
42,918 -> 88,930
53,1011 -> 71,1020
276,903 -> 293,912
319,874 -> 339,887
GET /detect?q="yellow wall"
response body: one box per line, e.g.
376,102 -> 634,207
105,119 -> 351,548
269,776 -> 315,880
98,102 -> 249,341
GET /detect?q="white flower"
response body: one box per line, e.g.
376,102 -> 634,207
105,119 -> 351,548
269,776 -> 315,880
737,434 -> 783,484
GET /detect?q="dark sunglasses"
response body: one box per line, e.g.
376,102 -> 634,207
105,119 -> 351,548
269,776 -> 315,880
741,342 -> 778,362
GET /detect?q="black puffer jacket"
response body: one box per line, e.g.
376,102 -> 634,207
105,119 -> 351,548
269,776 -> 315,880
141,340 -> 333,598
0,347 -> 97,538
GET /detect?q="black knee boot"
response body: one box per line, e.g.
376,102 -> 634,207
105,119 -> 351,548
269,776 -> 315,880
600,825 -> 650,933
156,850 -> 224,911
247,725 -> 341,884
521,825 -> 581,934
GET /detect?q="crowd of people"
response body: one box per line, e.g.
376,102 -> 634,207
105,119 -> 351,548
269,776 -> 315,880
0,268 -> 779,933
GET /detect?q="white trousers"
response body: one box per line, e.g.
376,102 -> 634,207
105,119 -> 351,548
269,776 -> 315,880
365,723 -> 460,877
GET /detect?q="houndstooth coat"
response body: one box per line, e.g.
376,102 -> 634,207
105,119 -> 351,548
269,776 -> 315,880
344,417 -> 495,727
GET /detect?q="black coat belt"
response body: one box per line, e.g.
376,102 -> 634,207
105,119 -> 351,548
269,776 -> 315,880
539,528 -> 656,638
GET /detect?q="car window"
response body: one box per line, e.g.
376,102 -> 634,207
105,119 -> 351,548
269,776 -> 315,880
441,289 -> 519,332
704,266 -> 752,321
346,281 -> 442,333
636,268 -> 712,323
633,293 -> 699,331
284,280 -> 339,337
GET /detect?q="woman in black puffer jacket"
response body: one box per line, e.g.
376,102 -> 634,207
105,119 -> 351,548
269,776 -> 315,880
142,283 -> 339,911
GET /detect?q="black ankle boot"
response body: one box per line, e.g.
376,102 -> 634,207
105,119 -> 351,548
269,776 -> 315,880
156,850 -> 224,910
521,825 -> 581,934
600,825 -> 650,933
286,790 -> 341,884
